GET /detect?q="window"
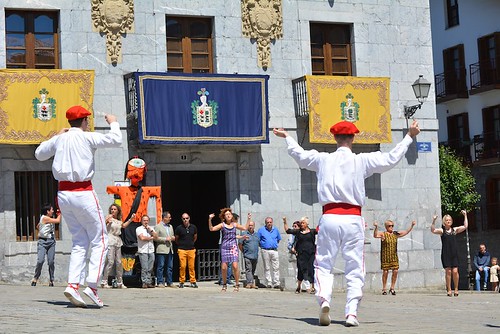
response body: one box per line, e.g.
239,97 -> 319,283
447,112 -> 470,161
486,177 -> 500,230
442,44 -> 467,96
5,10 -> 59,69
166,16 -> 213,73
310,23 -> 352,76
15,171 -> 59,241
482,104 -> 500,159
477,33 -> 500,86
446,0 -> 459,28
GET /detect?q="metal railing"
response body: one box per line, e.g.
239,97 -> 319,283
292,76 -> 309,118
473,132 -> 500,161
434,67 -> 468,99
197,249 -> 220,281
470,58 -> 500,90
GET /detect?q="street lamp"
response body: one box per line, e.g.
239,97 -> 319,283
404,75 -> 431,119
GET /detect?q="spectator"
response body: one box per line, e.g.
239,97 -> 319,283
431,210 -> 468,296
175,213 -> 198,288
101,204 -> 133,288
155,211 -> 175,288
136,215 -> 157,288
490,257 -> 499,292
258,216 -> 282,289
473,244 -> 491,291
209,208 -> 248,291
31,203 -> 61,287
239,213 -> 260,289
284,216 -> 317,294
373,219 -> 415,295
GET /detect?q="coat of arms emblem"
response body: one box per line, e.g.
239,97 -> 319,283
32,88 -> 57,122
191,88 -> 218,128
340,93 -> 359,122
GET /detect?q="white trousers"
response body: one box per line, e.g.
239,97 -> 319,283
261,249 -> 280,286
314,214 -> 365,317
58,190 -> 108,286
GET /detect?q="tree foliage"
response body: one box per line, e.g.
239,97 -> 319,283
439,146 -> 480,216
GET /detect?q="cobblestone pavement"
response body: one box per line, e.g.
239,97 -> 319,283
1,282 -> 499,333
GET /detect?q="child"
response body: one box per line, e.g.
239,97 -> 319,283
490,257 -> 499,292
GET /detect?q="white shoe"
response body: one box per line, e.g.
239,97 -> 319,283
83,286 -> 104,308
319,301 -> 331,326
345,315 -> 359,327
64,285 -> 87,308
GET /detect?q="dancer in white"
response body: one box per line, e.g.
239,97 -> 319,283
35,105 -> 122,307
273,119 -> 420,327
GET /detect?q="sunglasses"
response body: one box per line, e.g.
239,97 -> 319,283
182,217 -> 190,220
387,225 -> 394,227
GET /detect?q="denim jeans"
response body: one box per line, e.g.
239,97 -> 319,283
475,267 -> 490,291
156,252 -> 174,285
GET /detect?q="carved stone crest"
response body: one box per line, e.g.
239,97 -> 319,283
241,0 -> 283,68
91,0 -> 134,64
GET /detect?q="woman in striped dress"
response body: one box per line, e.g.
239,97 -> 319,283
373,219 -> 416,295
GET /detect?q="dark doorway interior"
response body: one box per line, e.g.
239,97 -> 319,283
161,170 -> 227,282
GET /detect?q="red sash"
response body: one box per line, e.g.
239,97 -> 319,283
59,181 -> 93,191
322,203 -> 361,216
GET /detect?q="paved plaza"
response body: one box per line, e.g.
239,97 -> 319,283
1,282 -> 499,334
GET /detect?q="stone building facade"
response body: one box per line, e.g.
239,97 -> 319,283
0,0 -> 443,290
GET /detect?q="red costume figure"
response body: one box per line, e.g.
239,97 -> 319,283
106,157 -> 162,247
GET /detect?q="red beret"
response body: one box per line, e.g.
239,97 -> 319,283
330,121 -> 359,135
66,105 -> 91,121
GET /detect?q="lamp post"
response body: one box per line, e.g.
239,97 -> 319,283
404,75 -> 431,119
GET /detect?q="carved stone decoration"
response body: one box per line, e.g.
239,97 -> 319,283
241,0 -> 283,68
91,0 -> 134,64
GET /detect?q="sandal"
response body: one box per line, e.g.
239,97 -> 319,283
382,290 -> 387,295
310,288 -> 316,294
389,289 -> 396,295
295,287 -> 300,294
454,292 -> 459,296
233,284 -> 240,292
447,291 -> 452,297
221,284 -> 227,292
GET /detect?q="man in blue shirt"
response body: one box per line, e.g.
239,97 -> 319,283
257,217 -> 281,288
474,244 -> 491,291
239,214 -> 260,288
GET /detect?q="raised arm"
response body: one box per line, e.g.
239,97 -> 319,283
455,210 -> 468,234
398,220 -> 416,237
373,221 -> 384,238
41,212 -> 62,225
430,215 -> 443,235
208,213 -> 222,232
283,216 -> 289,232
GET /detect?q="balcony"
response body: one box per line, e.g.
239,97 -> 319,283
435,68 -> 469,104
473,132 -> 500,165
441,138 -> 472,163
470,58 -> 500,95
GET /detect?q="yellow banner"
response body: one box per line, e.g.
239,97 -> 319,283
0,69 -> 95,144
306,76 -> 391,144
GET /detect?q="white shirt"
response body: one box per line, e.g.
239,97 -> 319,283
136,225 -> 155,254
285,135 -> 413,207
34,122 -> 122,182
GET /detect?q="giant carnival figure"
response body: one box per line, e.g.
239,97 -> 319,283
106,157 -> 162,277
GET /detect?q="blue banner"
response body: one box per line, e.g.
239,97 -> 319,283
134,72 -> 269,144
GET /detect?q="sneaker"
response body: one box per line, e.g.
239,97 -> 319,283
118,283 -> 127,289
319,301 -> 331,326
191,282 -> 198,288
266,285 -> 272,288
345,315 -> 359,327
166,284 -> 175,288
64,285 -> 87,308
178,283 -> 184,288
83,286 -> 104,308
156,284 -> 165,288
